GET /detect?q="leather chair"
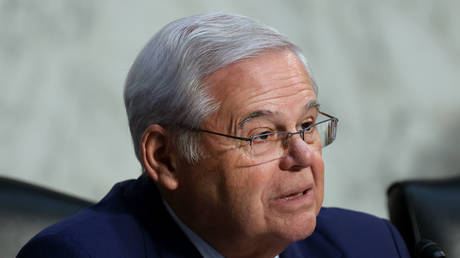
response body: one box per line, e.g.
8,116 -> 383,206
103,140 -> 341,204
387,177 -> 460,258
0,176 -> 94,257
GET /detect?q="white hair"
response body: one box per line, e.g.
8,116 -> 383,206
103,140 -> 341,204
124,13 -> 317,166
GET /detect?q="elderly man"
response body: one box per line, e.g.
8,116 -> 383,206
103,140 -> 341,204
19,13 -> 409,258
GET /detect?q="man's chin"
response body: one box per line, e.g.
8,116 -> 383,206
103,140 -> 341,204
273,211 -> 317,243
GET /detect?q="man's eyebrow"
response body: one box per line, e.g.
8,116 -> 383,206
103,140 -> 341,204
238,100 -> 320,129
306,100 -> 320,111
238,110 -> 273,129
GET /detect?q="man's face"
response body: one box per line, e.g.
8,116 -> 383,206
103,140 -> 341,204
174,49 -> 324,248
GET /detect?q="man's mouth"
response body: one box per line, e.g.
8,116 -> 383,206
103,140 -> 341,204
271,185 -> 315,212
281,188 -> 311,201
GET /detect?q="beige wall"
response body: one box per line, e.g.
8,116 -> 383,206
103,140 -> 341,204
2,0 -> 459,218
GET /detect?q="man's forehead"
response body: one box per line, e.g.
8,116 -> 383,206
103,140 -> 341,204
211,53 -> 309,91
203,49 -> 316,128
205,50 -> 308,92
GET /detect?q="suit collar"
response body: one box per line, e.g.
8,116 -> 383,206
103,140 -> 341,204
122,174 -> 202,258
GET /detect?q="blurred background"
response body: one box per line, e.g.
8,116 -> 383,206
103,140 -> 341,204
1,0 -> 459,218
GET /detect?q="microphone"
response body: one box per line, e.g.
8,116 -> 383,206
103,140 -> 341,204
415,239 -> 447,258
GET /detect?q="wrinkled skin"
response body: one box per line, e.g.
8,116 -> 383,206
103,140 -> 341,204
152,49 -> 324,258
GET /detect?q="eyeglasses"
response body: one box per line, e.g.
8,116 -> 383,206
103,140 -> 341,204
192,111 -> 338,163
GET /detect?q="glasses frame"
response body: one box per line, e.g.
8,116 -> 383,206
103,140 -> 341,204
192,111 -> 338,148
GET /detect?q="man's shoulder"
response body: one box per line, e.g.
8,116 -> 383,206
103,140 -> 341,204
283,207 -> 410,258
317,207 -> 389,231
317,207 -> 407,247
18,176 -> 200,258
18,209 -> 147,258
17,179 -> 147,258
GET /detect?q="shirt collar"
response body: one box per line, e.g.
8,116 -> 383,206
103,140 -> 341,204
162,199 -> 225,258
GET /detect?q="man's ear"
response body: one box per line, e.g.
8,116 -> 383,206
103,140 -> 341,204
141,124 -> 178,190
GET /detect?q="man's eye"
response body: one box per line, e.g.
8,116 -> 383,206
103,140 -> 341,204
252,132 -> 274,142
301,122 -> 314,131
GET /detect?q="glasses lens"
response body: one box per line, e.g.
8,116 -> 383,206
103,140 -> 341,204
249,116 -> 338,163
196,113 -> 337,164
317,118 -> 337,147
250,132 -> 285,158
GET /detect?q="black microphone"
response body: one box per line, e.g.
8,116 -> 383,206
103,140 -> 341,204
415,239 -> 447,258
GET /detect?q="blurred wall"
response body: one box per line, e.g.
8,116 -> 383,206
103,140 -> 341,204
1,0 -> 459,218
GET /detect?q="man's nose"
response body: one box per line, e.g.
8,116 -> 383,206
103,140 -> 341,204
279,135 -> 314,171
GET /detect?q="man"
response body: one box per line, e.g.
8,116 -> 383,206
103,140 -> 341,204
18,13 -> 409,258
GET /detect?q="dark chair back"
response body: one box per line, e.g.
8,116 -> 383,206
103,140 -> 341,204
387,177 -> 460,258
0,176 -> 94,257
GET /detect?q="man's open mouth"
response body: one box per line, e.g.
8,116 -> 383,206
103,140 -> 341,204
282,189 -> 309,200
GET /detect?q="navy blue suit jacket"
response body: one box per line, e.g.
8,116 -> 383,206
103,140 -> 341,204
18,175 -> 410,258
